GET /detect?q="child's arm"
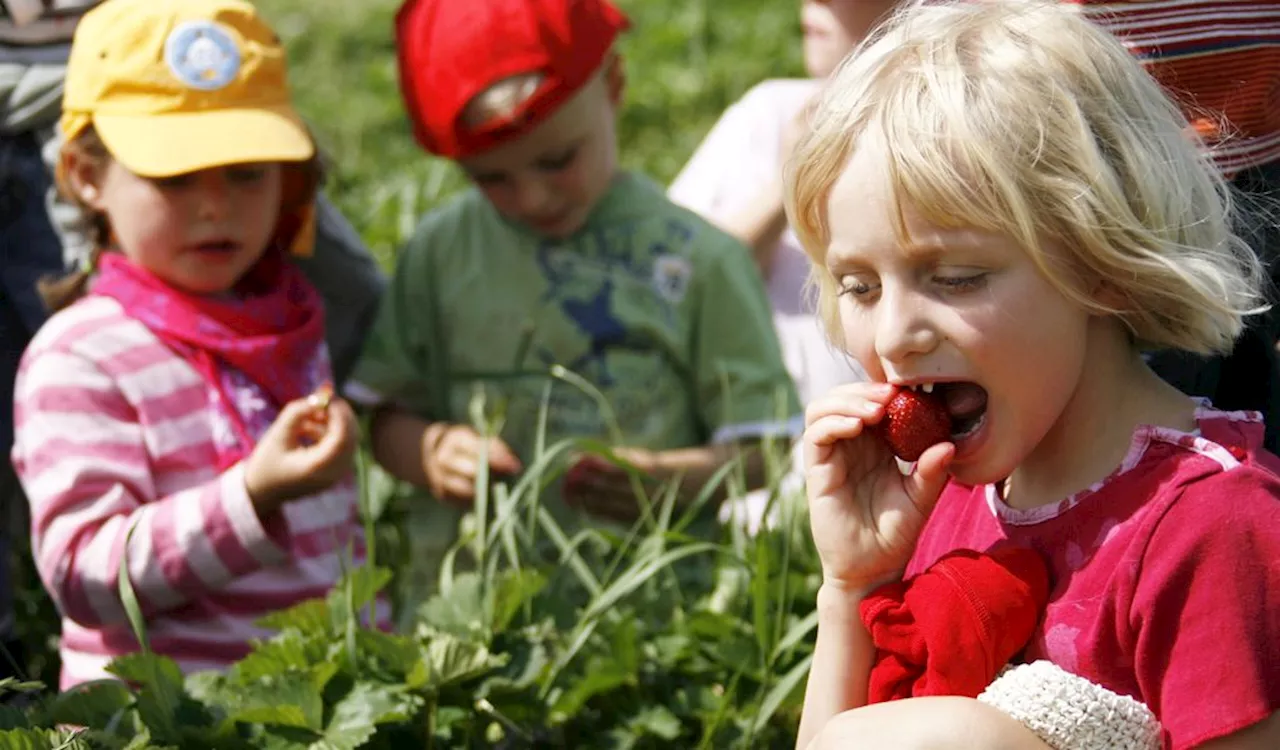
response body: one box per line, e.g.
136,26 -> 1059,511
794,383 -> 955,749
808,697 -> 1053,750
796,582 -> 877,747
13,350 -> 298,629
369,406 -> 520,503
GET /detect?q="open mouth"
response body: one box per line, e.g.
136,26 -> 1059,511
904,381 -> 989,440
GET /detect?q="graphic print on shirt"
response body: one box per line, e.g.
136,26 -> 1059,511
533,218 -> 691,385
476,218 -> 697,447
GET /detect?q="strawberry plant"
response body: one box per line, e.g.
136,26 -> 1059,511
3,387 -> 818,749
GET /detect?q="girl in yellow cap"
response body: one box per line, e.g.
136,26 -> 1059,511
9,0 -> 384,689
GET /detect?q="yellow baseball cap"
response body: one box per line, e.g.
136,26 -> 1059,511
60,0 -> 314,178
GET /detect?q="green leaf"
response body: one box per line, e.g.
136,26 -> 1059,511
321,683 -> 421,749
0,706 -> 28,732
221,672 -> 325,732
256,599 -> 331,635
228,631 -> 333,684
750,652 -> 813,734
0,728 -> 95,750
0,678 -> 45,698
45,679 -> 133,729
413,633 -> 507,690
353,629 -> 420,676
489,569 -> 548,634
547,656 -> 632,724
327,567 -> 393,627
772,610 -> 819,663
417,573 -> 485,639
581,542 -> 720,622
117,525 -> 150,654
627,704 -> 683,740
610,617 -> 640,675
476,638 -> 550,695
751,533 -> 775,662
106,653 -> 184,743
106,653 -> 183,695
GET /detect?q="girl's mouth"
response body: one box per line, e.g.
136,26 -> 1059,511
939,381 -> 988,440
906,381 -> 988,440
194,239 -> 239,254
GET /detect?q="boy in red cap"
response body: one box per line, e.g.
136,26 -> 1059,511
349,0 -> 801,545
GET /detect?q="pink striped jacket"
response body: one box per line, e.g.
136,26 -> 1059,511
11,295 -> 376,690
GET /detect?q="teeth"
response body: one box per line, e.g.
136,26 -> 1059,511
922,383 -> 934,393
895,457 -> 915,476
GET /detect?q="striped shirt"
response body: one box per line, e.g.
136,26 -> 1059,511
11,295 -> 380,690
1072,1 -> 1280,175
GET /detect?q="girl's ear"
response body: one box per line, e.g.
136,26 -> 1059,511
61,149 -> 106,210
1089,277 -> 1130,315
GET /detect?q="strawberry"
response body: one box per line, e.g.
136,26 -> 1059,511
876,388 -> 952,462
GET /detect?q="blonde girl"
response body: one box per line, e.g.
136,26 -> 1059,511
789,2 -> 1280,748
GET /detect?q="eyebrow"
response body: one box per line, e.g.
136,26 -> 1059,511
826,232 -> 988,273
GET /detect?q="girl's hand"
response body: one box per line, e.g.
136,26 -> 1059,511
804,382 -> 954,592
422,423 -> 522,506
244,394 -> 359,517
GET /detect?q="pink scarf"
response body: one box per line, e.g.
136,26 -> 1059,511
91,252 -> 327,467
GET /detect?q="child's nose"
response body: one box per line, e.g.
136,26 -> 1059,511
194,172 -> 231,220
874,286 -> 939,364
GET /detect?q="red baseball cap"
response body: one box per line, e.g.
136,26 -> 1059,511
395,0 -> 630,159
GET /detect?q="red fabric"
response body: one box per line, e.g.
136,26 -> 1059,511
906,412 -> 1280,749
90,251 -> 325,467
394,0 -> 630,158
860,547 -> 1050,703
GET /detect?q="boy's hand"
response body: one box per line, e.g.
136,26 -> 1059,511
804,383 -> 954,593
422,423 -> 522,506
563,448 -> 660,523
244,393 -> 359,518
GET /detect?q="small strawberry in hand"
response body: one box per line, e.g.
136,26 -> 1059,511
876,388 -> 952,462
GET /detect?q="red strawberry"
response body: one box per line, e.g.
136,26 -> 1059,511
876,388 -> 952,462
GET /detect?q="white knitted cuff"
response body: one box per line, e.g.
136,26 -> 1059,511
977,661 -> 1162,750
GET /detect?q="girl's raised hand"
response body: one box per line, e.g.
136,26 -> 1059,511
804,382 -> 954,593
244,390 -> 360,517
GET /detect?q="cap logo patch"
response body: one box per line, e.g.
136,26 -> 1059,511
165,20 -> 241,91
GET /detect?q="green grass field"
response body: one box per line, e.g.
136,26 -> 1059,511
256,0 -> 807,268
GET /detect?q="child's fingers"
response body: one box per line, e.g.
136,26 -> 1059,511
806,458 -> 849,498
270,398 -> 320,445
435,471 -> 477,503
903,441 -> 955,518
306,400 -> 358,467
486,437 -> 523,474
803,414 -> 866,471
804,383 -> 893,427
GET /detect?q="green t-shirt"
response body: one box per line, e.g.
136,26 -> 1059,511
352,171 -> 800,465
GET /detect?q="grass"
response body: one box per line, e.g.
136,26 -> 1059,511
256,0 -> 806,268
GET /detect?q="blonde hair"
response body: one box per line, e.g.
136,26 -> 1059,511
786,0 -> 1266,355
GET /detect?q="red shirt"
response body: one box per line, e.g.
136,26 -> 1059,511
907,408 -> 1280,749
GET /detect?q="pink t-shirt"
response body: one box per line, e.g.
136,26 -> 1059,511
907,408 -> 1280,749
